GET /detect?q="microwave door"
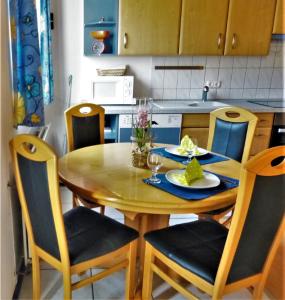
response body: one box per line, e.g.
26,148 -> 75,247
93,81 -> 123,104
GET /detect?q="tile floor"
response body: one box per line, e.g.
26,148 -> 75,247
19,187 -> 270,300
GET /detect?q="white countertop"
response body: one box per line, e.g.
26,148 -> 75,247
103,99 -> 285,114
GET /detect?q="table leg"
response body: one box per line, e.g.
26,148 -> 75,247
124,213 -> 170,298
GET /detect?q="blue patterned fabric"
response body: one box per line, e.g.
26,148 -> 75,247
151,147 -> 229,165
8,0 -> 53,127
39,0 -> 54,105
143,172 -> 239,201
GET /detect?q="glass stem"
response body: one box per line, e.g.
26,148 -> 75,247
152,170 -> 157,180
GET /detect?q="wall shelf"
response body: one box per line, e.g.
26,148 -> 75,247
84,21 -> 116,28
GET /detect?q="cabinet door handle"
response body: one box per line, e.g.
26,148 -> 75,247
231,33 -> 237,49
123,33 -> 128,49
217,33 -> 222,49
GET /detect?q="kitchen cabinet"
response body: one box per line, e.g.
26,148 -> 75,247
224,0 -> 277,55
118,0 -> 181,55
181,113 -> 274,158
179,0 -> 229,55
273,0 -> 285,34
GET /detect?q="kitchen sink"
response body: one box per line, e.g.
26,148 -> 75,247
152,101 -> 229,110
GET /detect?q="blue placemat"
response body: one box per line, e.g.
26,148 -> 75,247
151,147 -> 229,165
143,172 -> 239,201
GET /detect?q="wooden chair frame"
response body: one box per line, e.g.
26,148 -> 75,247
207,106 -> 258,164
64,103 -> 105,212
142,146 -> 285,300
64,102 -> 105,152
10,135 -> 137,300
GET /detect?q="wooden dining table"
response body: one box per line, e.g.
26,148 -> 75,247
59,143 -> 241,292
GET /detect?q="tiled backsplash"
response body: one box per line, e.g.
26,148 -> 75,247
151,41 -> 284,100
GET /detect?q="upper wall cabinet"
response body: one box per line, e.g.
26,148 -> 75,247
273,0 -> 285,34
179,0 -> 229,55
224,0 -> 277,56
118,0 -> 181,55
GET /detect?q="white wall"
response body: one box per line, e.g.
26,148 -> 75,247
0,0 -> 17,298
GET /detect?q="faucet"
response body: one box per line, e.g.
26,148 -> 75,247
202,85 -> 209,102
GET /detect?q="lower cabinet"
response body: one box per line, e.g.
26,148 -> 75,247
181,112 -> 274,157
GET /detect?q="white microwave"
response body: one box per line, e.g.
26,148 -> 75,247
92,76 -> 135,105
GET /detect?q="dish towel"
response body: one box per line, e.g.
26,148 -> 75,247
151,147 -> 229,165
143,172 -> 239,201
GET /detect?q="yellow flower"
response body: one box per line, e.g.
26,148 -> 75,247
31,114 -> 41,124
14,93 -> 25,125
10,17 -> 16,40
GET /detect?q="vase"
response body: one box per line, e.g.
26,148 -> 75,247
131,136 -> 151,168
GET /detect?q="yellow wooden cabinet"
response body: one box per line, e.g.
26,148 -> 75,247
118,0 -> 181,55
224,0 -> 277,55
179,0 -> 229,55
273,0 -> 285,34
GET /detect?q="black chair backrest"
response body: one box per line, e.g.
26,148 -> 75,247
17,153 -> 61,259
72,114 -> 101,150
227,173 -> 285,283
211,118 -> 248,162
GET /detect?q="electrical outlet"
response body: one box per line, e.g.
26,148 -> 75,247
204,81 -> 221,88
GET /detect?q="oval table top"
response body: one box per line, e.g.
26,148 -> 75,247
59,143 -> 241,215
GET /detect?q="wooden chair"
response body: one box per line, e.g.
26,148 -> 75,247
65,103 -> 106,213
10,135 -> 138,299
199,106 -> 258,224
142,146 -> 285,299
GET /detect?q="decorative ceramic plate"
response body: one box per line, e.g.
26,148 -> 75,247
165,146 -> 208,157
92,39 -> 104,55
165,169 -> 220,189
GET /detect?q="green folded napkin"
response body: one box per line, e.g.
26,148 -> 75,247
177,135 -> 195,155
184,158 -> 204,185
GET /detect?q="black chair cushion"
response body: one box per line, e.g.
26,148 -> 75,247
144,220 -> 228,284
64,207 -> 138,265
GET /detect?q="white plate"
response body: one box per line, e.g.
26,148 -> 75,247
165,146 -> 208,157
165,169 -> 220,189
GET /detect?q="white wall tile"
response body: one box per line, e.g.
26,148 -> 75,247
260,51 -> 275,67
163,70 -> 178,88
244,69 -> 259,88
163,88 -> 176,99
274,49 -> 284,68
193,56 -> 206,66
218,68 -> 232,88
220,56 -> 233,68
247,57 -> 261,68
151,70 -> 164,88
206,56 -> 220,68
189,89 -> 202,99
258,68 -> 273,89
151,88 -> 163,99
271,68 -> 283,88
256,89 -> 270,99
177,70 -> 191,88
233,57 -> 248,68
216,89 -> 230,99
230,89 -> 243,98
208,88 -> 217,99
269,89 -> 284,99
205,68 -> 219,82
231,69 -> 246,88
152,56 -> 165,66
176,89 -> 190,99
164,57 -> 178,66
178,56 -> 193,66
242,89 -> 256,99
190,70 -> 205,88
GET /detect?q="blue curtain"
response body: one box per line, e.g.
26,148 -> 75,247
8,0 -> 54,127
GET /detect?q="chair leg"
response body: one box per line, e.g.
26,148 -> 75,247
63,271 -> 72,300
125,240 -> 138,300
142,243 -> 155,300
100,205 -> 105,215
252,281 -> 265,299
32,253 -> 41,300
72,193 -> 80,208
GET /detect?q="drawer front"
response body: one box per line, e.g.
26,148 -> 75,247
255,113 -> 274,128
182,114 -> 209,127
250,127 -> 272,157
181,128 -> 209,149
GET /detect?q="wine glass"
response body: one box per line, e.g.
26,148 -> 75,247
147,152 -> 163,184
182,137 -> 198,165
